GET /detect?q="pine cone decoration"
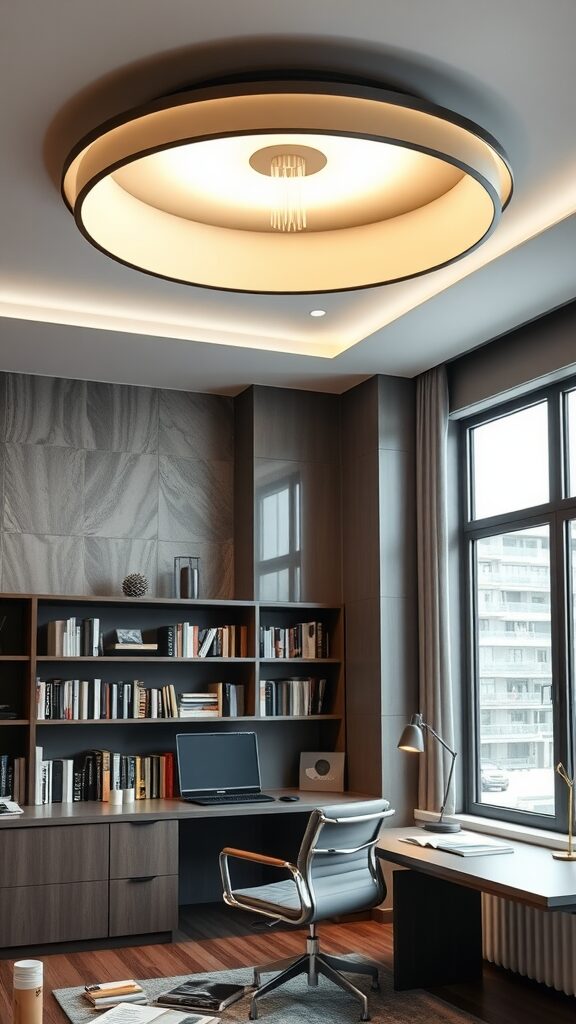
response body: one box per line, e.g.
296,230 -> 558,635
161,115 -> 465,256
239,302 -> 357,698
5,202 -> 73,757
122,572 -> 149,598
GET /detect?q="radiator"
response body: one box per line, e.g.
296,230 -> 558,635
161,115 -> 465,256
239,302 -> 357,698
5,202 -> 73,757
482,894 -> 576,996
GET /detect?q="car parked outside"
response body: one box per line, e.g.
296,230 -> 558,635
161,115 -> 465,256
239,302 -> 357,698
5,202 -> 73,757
481,762 -> 510,791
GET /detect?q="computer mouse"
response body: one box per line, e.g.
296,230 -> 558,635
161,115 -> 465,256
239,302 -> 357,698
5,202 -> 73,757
279,795 -> 300,802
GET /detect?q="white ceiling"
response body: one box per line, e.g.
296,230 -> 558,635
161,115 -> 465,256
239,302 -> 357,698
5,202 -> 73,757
2,1 -> 576,395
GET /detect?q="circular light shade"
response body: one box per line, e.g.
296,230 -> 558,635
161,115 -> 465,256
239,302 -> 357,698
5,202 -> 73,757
62,80 -> 512,294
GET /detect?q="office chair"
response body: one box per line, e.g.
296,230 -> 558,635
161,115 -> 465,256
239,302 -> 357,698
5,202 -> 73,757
220,798 -> 394,1020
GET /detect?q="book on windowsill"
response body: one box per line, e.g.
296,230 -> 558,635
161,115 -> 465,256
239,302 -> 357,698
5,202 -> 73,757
156,979 -> 248,1012
96,1003 -> 218,1023
400,831 -> 514,856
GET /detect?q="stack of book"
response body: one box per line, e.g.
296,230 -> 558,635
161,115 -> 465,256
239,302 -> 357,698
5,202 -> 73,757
84,980 -> 146,1009
178,692 -> 219,717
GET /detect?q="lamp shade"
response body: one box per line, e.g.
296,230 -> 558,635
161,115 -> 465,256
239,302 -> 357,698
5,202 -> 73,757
61,77 -> 512,295
397,717 -> 425,753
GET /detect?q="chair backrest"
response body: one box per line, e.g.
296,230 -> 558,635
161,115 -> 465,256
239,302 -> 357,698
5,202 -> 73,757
296,798 -> 392,921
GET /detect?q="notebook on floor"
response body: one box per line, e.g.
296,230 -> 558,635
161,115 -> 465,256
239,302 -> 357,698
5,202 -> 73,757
176,731 -> 275,805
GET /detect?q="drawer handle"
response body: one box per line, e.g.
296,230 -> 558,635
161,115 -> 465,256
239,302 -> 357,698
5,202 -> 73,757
129,875 -> 156,883
127,821 -> 159,826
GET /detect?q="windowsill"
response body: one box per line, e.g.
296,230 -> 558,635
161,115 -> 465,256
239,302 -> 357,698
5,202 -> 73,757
413,808 -> 569,851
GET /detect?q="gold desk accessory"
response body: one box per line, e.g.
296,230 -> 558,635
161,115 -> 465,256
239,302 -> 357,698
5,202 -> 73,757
553,762 -> 576,861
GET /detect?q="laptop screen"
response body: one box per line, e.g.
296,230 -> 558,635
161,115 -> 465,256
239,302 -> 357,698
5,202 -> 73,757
176,731 -> 262,795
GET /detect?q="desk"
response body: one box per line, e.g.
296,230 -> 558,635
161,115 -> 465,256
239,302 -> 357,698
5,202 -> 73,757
0,790 -> 365,954
376,827 -> 576,990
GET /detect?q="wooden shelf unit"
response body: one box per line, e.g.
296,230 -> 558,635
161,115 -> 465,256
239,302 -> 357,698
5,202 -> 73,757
0,593 -> 345,805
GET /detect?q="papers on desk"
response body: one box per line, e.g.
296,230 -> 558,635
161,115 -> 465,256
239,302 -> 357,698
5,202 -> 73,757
400,831 -> 514,857
0,799 -> 23,816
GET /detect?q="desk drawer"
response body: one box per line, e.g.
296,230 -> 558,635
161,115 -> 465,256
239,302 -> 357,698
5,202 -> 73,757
0,881 -> 108,946
110,820 -> 178,878
109,875 -> 178,936
0,825 -> 108,887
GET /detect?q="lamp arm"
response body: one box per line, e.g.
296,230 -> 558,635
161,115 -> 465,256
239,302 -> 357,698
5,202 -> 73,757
422,721 -> 457,824
438,750 -> 457,823
423,721 -> 456,758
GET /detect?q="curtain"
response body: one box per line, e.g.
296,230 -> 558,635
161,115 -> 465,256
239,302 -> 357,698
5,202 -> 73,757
416,364 -> 455,813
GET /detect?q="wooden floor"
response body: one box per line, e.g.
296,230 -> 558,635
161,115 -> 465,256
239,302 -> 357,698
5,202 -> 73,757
0,905 -> 574,1024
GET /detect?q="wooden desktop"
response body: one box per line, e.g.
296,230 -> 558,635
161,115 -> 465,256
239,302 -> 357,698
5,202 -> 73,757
377,826 -> 576,990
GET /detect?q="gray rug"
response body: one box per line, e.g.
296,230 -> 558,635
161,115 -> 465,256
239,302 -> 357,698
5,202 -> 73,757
53,967 -> 485,1024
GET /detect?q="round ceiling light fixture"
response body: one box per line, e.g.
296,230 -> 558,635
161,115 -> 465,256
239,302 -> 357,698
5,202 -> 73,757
62,78 -> 513,295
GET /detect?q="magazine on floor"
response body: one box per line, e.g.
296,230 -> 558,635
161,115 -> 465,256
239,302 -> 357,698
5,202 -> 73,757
96,1002 -> 219,1024
156,980 -> 248,1012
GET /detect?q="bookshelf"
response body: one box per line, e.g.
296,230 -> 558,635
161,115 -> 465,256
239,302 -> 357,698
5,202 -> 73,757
0,593 -> 345,806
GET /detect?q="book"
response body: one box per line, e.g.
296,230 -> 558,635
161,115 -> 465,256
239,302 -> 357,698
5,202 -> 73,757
400,831 -> 514,856
85,980 -> 146,1007
107,643 -> 159,652
156,980 -> 247,1012
97,1003 -> 218,1023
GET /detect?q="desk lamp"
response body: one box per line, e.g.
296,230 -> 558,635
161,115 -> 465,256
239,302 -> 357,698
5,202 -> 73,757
398,713 -> 460,833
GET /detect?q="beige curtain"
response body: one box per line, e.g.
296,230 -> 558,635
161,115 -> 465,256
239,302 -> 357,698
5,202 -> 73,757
416,365 -> 455,813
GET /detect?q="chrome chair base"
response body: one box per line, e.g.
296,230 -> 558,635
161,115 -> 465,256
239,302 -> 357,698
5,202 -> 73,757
250,929 -> 379,1021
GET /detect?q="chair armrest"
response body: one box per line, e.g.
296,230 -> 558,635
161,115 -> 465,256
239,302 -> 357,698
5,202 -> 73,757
220,846 -> 295,870
219,846 -> 311,923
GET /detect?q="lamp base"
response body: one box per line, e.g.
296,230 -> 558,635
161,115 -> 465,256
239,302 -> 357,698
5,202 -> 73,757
552,851 -> 576,860
423,821 -> 461,834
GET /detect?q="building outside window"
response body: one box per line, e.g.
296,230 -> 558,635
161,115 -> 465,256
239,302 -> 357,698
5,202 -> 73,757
461,384 -> 576,830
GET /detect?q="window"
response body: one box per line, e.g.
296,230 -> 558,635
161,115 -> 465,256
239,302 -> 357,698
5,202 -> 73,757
256,472 -> 302,601
462,387 -> 576,831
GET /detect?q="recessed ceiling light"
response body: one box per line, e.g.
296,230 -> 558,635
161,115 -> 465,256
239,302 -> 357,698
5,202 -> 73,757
62,77 -> 512,295
309,309 -> 327,317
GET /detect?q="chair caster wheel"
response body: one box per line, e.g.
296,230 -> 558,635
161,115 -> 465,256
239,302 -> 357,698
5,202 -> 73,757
360,1014 -> 370,1022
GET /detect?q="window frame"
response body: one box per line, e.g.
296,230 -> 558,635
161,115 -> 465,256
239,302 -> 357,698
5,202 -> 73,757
460,381 -> 576,831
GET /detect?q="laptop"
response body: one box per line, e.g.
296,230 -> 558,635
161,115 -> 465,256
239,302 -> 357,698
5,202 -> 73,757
176,731 -> 276,805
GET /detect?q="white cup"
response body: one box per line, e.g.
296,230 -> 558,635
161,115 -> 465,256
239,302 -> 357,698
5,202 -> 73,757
122,787 -> 135,805
109,789 -> 123,806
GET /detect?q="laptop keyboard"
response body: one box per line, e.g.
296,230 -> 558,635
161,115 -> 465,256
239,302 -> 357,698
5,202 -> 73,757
186,793 -> 276,805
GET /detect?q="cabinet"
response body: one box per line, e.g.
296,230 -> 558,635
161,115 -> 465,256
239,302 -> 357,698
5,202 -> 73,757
0,593 -> 344,805
109,820 -> 178,936
0,824 -> 108,946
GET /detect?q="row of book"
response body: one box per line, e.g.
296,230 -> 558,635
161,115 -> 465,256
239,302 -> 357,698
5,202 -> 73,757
158,623 -> 249,658
0,754 -> 26,802
35,678 -> 246,720
36,678 -> 180,720
34,746 -> 176,804
259,621 -> 330,659
258,677 -> 329,716
45,618 -> 251,659
46,617 -> 101,656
